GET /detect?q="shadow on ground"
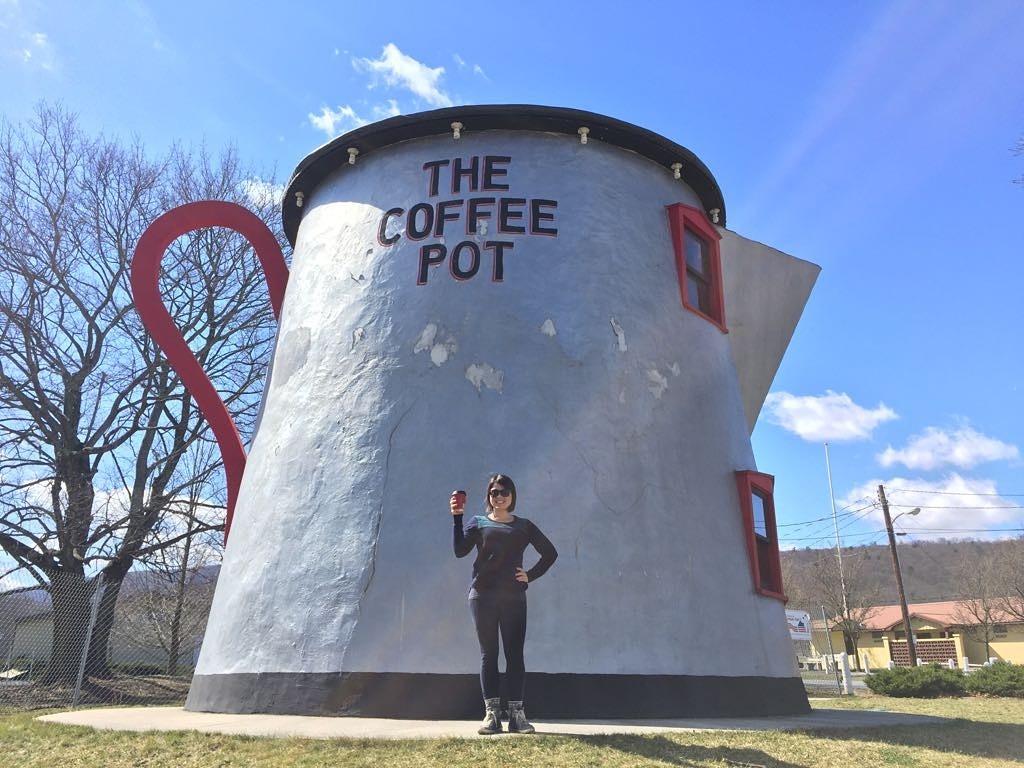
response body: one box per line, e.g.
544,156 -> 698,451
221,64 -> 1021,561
550,715 -> 1023,766
559,734 -> 801,768
812,719 -> 1024,764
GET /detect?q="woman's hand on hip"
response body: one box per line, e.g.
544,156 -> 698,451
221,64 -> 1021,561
515,568 -> 529,584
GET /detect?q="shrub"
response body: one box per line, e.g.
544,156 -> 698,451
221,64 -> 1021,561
865,664 -> 966,697
966,662 -> 1024,698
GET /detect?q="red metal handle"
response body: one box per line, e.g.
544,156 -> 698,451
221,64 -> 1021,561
130,201 -> 289,542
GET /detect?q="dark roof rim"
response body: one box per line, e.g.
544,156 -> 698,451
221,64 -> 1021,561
281,104 -> 726,246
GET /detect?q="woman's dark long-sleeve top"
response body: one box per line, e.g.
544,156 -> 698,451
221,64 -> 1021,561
453,514 -> 557,596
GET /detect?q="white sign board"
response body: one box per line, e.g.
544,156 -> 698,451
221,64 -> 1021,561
786,610 -> 812,641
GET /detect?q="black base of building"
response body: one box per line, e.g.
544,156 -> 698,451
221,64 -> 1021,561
186,672 -> 809,719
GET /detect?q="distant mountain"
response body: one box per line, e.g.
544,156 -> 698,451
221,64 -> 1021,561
780,538 -> 1020,612
0,564 -> 223,664
0,564 -> 220,618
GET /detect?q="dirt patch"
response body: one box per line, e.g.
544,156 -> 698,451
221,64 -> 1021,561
0,675 -> 191,712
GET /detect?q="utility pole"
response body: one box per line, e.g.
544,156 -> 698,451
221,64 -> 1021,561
879,484 -> 917,667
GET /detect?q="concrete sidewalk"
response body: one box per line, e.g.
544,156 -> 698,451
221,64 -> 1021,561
38,706 -> 947,740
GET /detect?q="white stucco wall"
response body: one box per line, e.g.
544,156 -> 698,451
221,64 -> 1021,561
720,229 -> 820,432
196,130 -> 815,681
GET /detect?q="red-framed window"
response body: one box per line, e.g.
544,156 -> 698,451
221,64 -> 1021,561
666,203 -> 726,332
734,470 -> 786,601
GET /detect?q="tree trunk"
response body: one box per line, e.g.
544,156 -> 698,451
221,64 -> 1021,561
84,564 -> 130,678
40,572 -> 92,686
166,528 -> 193,676
167,617 -> 181,677
849,634 -> 862,671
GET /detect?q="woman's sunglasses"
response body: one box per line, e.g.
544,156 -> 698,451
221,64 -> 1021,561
488,488 -> 512,498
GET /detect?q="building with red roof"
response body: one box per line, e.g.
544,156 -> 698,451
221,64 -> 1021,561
800,599 -> 1024,670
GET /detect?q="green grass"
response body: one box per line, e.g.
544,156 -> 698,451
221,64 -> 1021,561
2,695 -> 1023,767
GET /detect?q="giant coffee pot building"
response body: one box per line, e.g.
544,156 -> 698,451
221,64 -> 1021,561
175,106 -> 819,718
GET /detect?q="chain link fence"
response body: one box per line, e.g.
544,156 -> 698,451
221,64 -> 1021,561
0,560 -> 217,712
4,561 -> 852,712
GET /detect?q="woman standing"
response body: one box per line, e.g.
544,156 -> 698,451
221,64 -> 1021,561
451,473 -> 557,734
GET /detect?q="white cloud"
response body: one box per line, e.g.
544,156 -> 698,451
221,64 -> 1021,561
0,2 -> 57,71
879,425 -> 1019,471
308,104 -> 368,137
763,390 -> 897,442
240,178 -> 285,208
353,43 -> 452,107
127,1 -> 166,56
21,30 -> 56,71
452,52 -> 488,79
371,99 -> 402,120
841,474 -> 1023,541
0,562 -> 42,592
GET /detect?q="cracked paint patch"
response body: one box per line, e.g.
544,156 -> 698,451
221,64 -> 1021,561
669,362 -> 681,377
609,317 -> 627,352
540,318 -> 557,337
466,362 -> 504,393
414,323 -> 457,367
646,368 -> 668,399
430,343 -> 452,366
414,323 -> 437,353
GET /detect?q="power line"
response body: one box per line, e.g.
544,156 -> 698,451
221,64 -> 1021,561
888,487 -> 1024,498
776,500 -> 875,528
899,527 -> 1024,534
779,529 -> 885,544
888,503 -> 1024,510
780,507 -> 880,546
780,525 -> 1024,544
776,491 -> 1024,545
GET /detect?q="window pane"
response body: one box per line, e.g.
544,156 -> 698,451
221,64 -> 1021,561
752,491 -> 768,538
686,275 -> 702,308
757,539 -> 773,586
687,274 -> 712,314
684,230 -> 707,275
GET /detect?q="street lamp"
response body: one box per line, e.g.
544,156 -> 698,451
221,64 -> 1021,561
879,484 -> 920,666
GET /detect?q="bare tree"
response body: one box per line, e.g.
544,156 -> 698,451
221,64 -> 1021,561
806,548 -> 883,669
111,444 -> 223,676
953,547 -> 1007,661
780,551 -> 815,611
0,104 -> 280,684
994,537 -> 1024,622
110,475 -> 220,675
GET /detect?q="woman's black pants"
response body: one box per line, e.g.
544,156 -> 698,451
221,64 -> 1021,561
469,591 -> 527,701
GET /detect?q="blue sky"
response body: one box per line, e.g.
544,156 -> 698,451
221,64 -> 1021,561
3,0 -> 1024,551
